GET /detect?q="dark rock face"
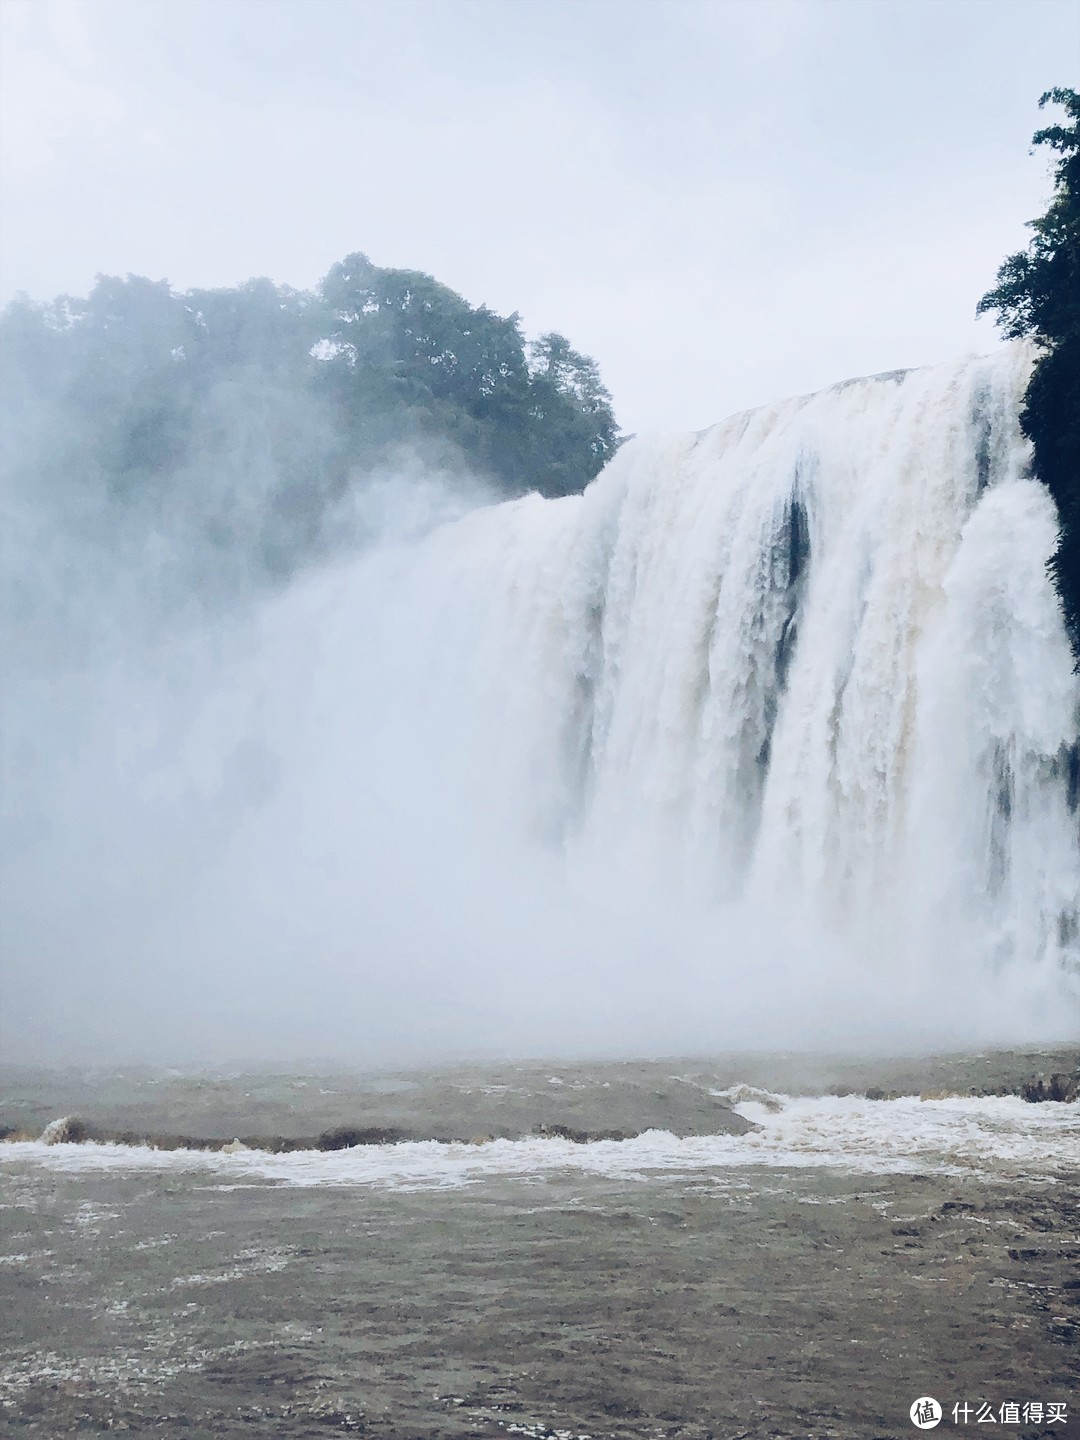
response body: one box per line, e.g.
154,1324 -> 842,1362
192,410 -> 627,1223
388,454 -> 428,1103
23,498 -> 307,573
316,1126 -> 407,1150
1020,1071 -> 1080,1103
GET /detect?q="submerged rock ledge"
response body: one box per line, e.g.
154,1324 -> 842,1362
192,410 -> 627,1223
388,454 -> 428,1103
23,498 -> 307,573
1,1048 -> 1076,1156
1,1107 -> 757,1154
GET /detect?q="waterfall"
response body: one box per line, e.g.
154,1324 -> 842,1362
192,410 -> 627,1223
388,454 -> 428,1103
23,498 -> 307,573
3,342 -> 1077,1060
391,342 -> 1079,999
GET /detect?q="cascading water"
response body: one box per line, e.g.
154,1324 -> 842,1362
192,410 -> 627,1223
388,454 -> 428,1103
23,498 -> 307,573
420,342 -> 1077,910
382,341 -> 1079,1007
3,342 -> 1077,1060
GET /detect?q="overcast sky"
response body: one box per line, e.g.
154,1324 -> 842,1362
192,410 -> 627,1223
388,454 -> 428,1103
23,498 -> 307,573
1,0 -> 1077,435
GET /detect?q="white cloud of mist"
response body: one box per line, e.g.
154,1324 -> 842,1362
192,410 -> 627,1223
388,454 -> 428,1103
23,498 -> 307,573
3,442 -> 1072,1068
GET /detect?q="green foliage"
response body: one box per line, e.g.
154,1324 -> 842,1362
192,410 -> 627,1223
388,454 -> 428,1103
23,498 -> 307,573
0,254 -> 621,600
317,253 -> 619,497
978,88 -> 1080,663
527,332 -> 622,494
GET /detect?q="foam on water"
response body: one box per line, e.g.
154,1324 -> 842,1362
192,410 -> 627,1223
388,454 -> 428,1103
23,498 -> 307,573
3,1095 -> 1076,1190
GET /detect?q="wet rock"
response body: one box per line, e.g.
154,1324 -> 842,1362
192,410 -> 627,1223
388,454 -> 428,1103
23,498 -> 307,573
316,1125 -> 406,1150
39,1116 -> 94,1145
1020,1071 -> 1079,1103
533,1122 -> 590,1143
532,1122 -> 637,1142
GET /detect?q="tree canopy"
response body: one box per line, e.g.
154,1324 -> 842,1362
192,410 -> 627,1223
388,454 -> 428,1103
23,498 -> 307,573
978,87 -> 1080,664
0,253 -> 621,603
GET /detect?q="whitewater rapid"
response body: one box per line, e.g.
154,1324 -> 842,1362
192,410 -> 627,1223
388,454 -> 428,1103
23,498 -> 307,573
3,1094 -> 1076,1189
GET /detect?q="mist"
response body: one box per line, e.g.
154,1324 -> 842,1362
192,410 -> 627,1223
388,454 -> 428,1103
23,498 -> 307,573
0,421 -> 511,1066
3,336 -> 1078,1067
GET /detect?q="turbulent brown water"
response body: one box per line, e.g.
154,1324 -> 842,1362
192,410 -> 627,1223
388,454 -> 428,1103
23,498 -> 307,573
2,1051 -> 1077,1438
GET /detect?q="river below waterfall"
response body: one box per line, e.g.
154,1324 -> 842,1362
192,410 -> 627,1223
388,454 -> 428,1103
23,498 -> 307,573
2,1050 -> 1077,1438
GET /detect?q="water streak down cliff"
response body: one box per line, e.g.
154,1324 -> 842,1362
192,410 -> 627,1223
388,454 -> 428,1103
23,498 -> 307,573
404,343 -> 1078,999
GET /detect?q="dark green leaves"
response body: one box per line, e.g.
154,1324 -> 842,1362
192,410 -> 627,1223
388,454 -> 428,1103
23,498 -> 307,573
978,89 -> 1080,665
1,253 -> 622,603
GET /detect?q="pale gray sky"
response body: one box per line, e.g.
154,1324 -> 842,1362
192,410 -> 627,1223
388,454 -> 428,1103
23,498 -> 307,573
1,0 -> 1077,434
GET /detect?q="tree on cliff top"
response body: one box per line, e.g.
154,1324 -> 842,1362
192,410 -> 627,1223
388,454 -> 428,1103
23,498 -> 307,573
1,256 -> 622,603
978,87 -> 1080,665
